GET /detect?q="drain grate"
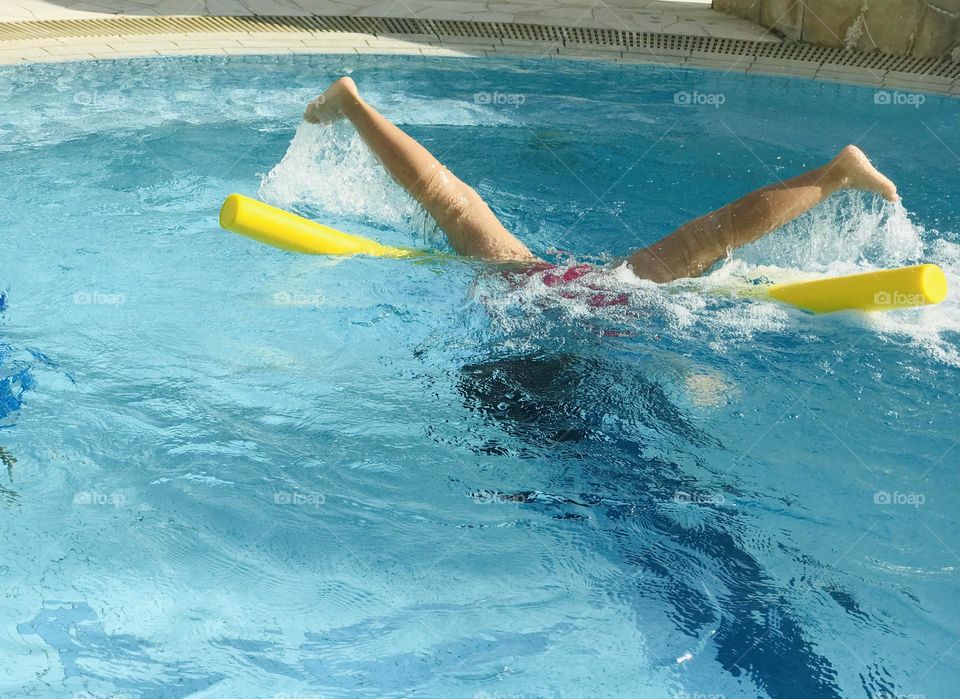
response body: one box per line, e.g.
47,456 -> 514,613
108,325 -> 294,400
0,14 -> 957,79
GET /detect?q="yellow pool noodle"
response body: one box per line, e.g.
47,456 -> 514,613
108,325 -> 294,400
219,193 -> 421,258
766,264 -> 948,313
219,195 -> 947,314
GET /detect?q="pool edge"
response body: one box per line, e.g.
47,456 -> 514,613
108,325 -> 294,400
0,15 -> 956,98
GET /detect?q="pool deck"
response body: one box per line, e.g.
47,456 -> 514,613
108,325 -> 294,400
0,1 -> 957,96
0,0 -> 763,39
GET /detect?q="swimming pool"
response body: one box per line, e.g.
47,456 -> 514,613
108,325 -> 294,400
1,53 -> 958,698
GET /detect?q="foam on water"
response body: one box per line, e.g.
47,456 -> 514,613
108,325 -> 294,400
259,122 -> 960,365
735,192 -> 925,271
259,122 -> 422,230
723,195 -> 960,365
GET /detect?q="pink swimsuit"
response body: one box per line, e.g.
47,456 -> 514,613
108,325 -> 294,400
506,262 -> 629,308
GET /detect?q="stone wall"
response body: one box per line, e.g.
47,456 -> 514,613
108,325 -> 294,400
714,0 -> 960,59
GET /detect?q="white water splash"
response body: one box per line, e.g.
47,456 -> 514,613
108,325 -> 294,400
862,238 -> 960,366
733,192 -> 925,273
258,122 -> 422,229
259,124 -> 959,366
724,195 -> 960,365
479,195 -> 958,364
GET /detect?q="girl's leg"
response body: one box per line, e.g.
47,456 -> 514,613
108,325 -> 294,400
626,146 -> 898,283
305,77 -> 537,263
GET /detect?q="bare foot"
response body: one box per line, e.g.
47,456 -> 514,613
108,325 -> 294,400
832,145 -> 899,202
303,76 -> 360,124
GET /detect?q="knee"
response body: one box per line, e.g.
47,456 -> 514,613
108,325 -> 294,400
420,169 -> 477,228
625,249 -> 680,283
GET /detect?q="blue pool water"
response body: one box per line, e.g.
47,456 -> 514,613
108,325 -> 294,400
0,54 -> 958,698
